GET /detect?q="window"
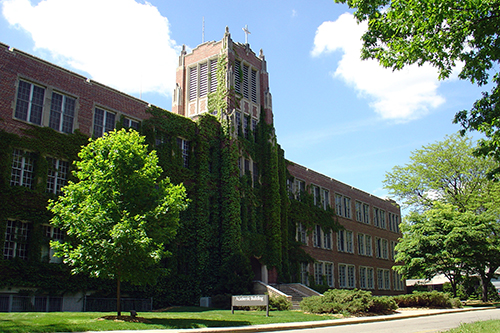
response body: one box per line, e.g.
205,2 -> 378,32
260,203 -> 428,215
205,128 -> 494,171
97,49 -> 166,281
287,179 -> 294,199
234,60 -> 241,94
189,66 -> 198,100
3,220 -> 29,260
155,131 -> 168,147
251,118 -> 257,132
335,194 -> 342,216
209,59 -> 218,93
314,262 -> 323,285
325,262 -> 334,287
123,118 -> 140,130
313,185 -> 321,207
300,263 -> 309,285
243,115 -> 249,139
344,197 -> 351,218
199,62 -> 208,97
296,223 -> 307,245
359,266 -> 367,289
93,107 -> 115,137
358,233 -> 365,255
377,269 -> 391,291
373,207 -> 380,227
10,149 -> 35,189
42,225 -> 64,263
235,111 -> 241,136
365,234 -> 372,257
377,269 -> 384,290
384,270 -> 391,290
382,239 -> 389,259
294,179 -> 305,200
313,225 -> 322,248
251,69 -> 257,103
376,238 -> 389,259
177,138 -> 190,168
339,264 -> 355,288
322,189 -> 329,209
49,92 -> 75,133
338,230 -> 353,253
393,271 -> 405,291
243,64 -> 249,99
390,241 -> 397,261
15,80 -> 45,125
380,209 -> 386,229
355,201 -> 363,222
46,158 -> 69,195
367,267 -> 375,289
389,212 -> 400,233
363,203 -> 370,224
323,229 -> 332,250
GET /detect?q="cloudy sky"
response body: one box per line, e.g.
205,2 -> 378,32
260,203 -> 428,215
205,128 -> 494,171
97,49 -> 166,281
0,0 -> 485,205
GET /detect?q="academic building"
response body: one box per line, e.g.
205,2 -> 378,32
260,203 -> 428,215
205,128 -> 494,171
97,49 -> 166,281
0,28 -> 403,311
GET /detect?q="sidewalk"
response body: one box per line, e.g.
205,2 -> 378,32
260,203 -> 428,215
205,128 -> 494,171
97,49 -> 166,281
88,307 -> 496,333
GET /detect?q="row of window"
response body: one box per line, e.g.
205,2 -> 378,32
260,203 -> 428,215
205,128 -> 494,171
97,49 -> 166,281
288,178 -> 400,232
234,111 -> 258,138
14,79 -> 140,137
3,220 -> 63,263
303,224 -> 397,261
309,262 -> 405,291
11,149 -> 69,194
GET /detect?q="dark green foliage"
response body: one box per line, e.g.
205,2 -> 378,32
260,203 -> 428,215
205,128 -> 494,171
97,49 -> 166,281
300,289 -> 395,315
211,294 -> 232,309
393,291 -> 462,308
269,294 -> 292,311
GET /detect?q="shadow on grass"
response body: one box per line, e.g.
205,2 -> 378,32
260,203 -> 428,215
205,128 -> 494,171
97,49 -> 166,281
147,318 -> 252,329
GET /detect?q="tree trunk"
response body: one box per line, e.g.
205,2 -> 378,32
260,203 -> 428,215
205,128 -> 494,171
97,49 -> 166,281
480,273 -> 488,302
117,275 -> 121,316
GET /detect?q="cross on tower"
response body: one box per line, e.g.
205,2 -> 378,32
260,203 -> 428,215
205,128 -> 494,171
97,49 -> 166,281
242,25 -> 251,44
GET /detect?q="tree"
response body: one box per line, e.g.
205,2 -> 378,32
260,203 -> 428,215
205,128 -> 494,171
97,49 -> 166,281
48,129 -> 188,315
335,0 -> 500,174
384,133 -> 500,212
395,203 -> 500,301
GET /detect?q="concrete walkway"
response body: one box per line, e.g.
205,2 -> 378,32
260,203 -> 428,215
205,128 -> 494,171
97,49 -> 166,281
86,307 -> 495,333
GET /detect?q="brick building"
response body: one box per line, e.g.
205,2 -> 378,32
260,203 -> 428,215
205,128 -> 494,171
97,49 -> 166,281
0,28 -> 403,311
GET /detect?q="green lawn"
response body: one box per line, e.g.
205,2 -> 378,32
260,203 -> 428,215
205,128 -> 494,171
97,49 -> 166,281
446,320 -> 500,333
0,307 -> 339,332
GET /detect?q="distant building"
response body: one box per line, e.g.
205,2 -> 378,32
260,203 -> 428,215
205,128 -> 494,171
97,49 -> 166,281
0,28 -> 403,311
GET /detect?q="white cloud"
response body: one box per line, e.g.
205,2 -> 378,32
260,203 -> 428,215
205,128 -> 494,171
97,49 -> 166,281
312,13 -> 446,122
2,0 -> 179,97
291,9 -> 297,18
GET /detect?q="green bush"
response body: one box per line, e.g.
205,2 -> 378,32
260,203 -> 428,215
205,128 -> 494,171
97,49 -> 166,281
211,294 -> 232,309
300,289 -> 396,315
269,294 -> 292,311
393,291 -> 462,308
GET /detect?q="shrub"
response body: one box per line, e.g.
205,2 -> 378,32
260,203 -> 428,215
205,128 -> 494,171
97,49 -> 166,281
211,294 -> 232,309
369,296 -> 398,314
300,289 -> 376,315
393,291 -> 462,308
269,294 -> 292,311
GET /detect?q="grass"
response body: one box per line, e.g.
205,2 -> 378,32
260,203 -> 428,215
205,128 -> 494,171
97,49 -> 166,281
446,320 -> 500,333
0,306 -> 340,332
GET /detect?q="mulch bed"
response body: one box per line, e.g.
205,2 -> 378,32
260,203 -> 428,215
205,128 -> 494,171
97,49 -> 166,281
99,315 -> 151,323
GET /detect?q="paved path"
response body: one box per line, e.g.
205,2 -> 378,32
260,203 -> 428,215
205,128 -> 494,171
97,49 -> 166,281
85,307 -> 498,333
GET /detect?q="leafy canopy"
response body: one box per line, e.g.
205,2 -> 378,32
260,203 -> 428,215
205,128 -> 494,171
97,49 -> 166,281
48,129 -> 188,286
384,133 -> 500,212
336,0 -> 500,173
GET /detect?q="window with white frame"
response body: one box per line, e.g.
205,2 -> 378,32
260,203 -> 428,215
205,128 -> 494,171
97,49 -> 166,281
344,197 -> 352,218
10,149 -> 35,189
358,233 -> 365,255
393,271 -> 405,291
49,92 -> 75,133
359,266 -> 367,289
339,264 -> 355,288
313,225 -> 322,248
365,234 -> 373,256
235,111 -> 241,136
3,220 -> 29,260
251,118 -> 257,132
363,203 -> 370,224
243,115 -> 249,139
123,117 -> 140,130
390,241 -> 397,261
15,80 -> 45,125
348,265 -> 356,288
287,178 -> 294,199
384,269 -> 391,290
355,201 -> 363,222
322,189 -> 330,210
46,157 -> 69,195
380,209 -> 386,229
177,138 -> 190,168
376,237 -> 388,259
324,262 -> 334,287
389,212 -> 400,233
93,107 -> 115,137
300,262 -> 309,285
42,225 -> 64,263
373,207 -> 380,227
314,262 -> 323,285
338,230 -> 354,253
377,269 -> 391,290
335,194 -> 342,216
294,179 -> 305,200
382,239 -> 389,259
313,185 -> 321,207
367,267 -> 374,289
296,222 -> 307,245
323,229 -> 332,250
338,264 -> 346,288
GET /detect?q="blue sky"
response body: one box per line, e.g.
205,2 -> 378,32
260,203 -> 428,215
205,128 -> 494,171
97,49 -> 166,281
0,0 -> 485,206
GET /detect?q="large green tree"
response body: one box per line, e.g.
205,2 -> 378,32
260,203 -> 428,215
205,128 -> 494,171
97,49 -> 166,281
384,133 -> 500,212
395,203 -> 500,301
48,129 -> 188,315
335,0 -> 500,174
